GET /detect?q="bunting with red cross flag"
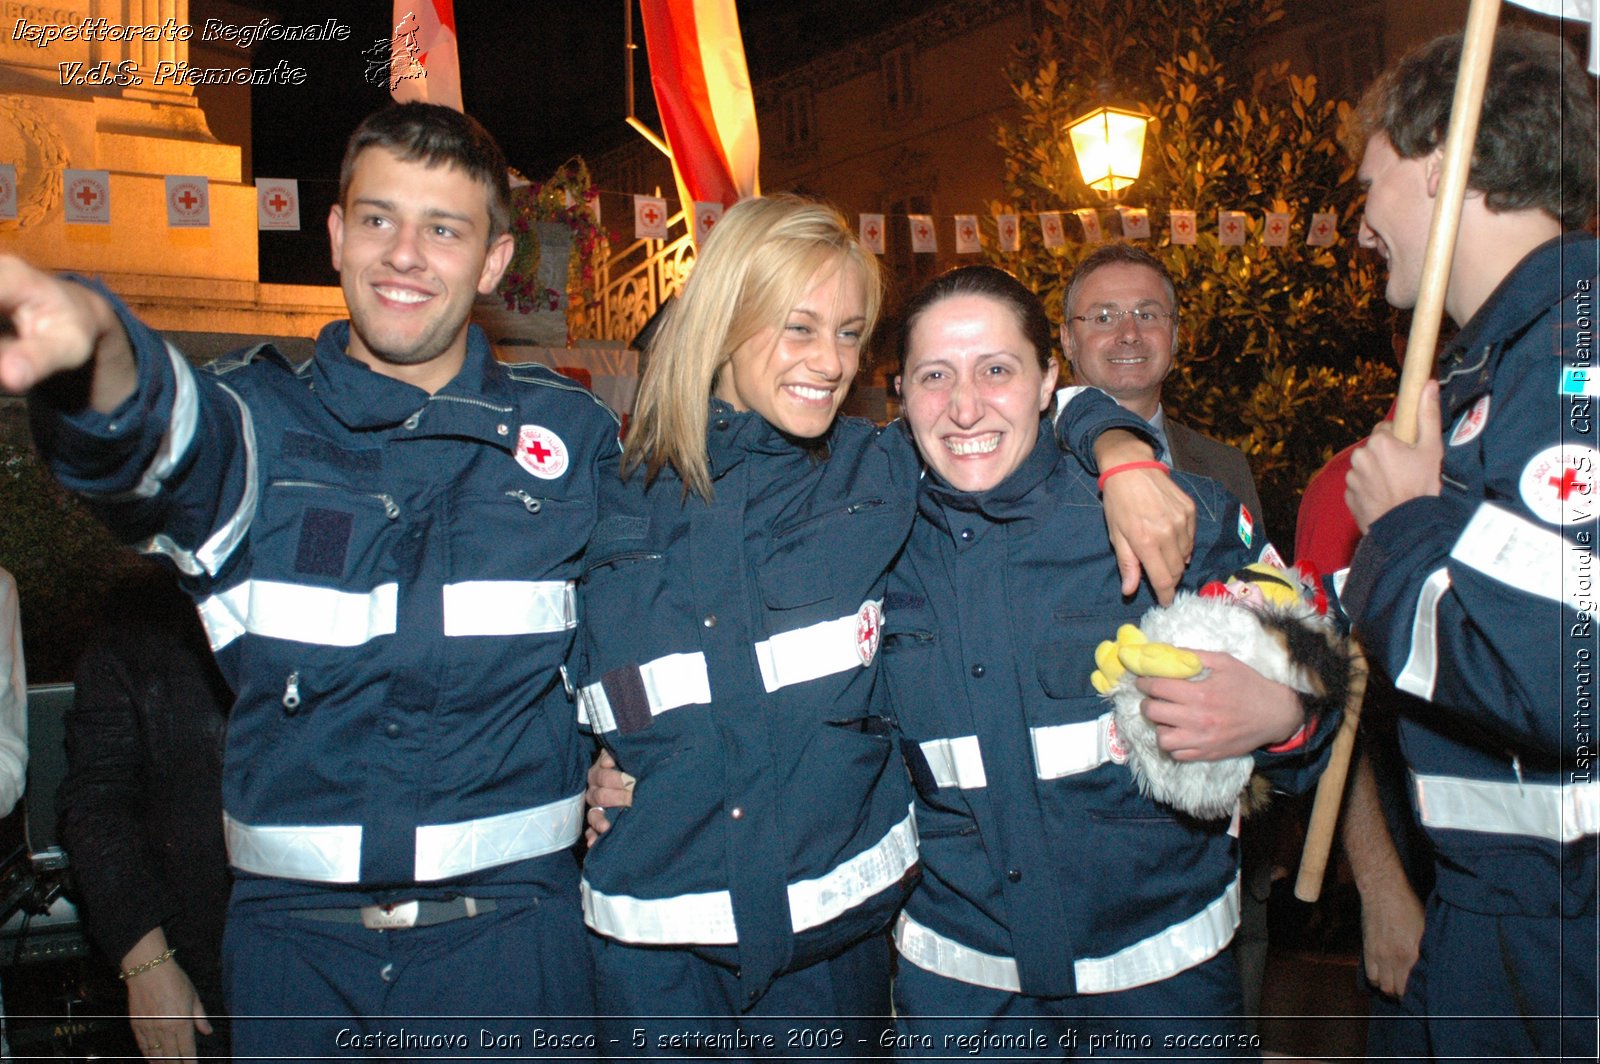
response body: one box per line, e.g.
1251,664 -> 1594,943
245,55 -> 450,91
1169,209 -> 1197,245
63,169 -> 110,225
165,175 -> 210,229
1306,211 -> 1338,247
1262,211 -> 1292,247
257,178 -> 301,231
996,213 -> 1020,252
954,214 -> 981,254
1038,211 -> 1065,249
634,195 -> 669,240
1217,210 -> 1248,246
692,200 -> 724,245
860,213 -> 885,255
909,214 -> 937,253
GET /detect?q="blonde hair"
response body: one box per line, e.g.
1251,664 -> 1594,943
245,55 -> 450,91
623,195 -> 883,500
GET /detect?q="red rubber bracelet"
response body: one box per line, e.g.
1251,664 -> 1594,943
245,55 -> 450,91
1096,460 -> 1170,492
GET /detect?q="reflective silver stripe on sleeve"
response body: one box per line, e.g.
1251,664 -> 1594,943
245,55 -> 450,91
118,343 -> 200,500
918,736 -> 987,789
896,877 -> 1240,994
223,813 -> 362,884
583,804 -> 918,944
1413,773 -> 1600,844
754,600 -> 881,693
575,651 -> 711,731
1394,568 -> 1451,700
1031,713 -> 1116,780
414,792 -> 584,881
1451,502 -> 1593,611
195,580 -> 399,651
442,580 -> 576,636
136,381 -> 259,578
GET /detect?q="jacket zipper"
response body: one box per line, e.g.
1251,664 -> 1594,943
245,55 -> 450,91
270,479 -> 400,519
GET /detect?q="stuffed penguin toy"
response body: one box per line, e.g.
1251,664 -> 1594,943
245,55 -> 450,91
1090,563 -> 1348,819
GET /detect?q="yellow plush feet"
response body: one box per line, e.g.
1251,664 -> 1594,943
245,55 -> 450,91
1091,623 -> 1203,692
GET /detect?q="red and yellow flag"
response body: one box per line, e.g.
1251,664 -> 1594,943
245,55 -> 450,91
640,0 -> 761,210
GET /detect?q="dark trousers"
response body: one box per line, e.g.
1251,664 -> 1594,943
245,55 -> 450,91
591,930 -> 892,1061
891,948 -> 1252,1061
224,879 -> 597,1062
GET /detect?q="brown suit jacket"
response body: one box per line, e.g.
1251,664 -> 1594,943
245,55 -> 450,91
1164,418 -> 1267,542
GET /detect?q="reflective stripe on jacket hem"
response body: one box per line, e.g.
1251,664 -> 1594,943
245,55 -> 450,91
224,792 -> 585,884
894,876 -> 1240,995
1413,772 -> 1599,844
1031,713 -> 1117,780
576,651 -> 711,731
582,803 -> 918,944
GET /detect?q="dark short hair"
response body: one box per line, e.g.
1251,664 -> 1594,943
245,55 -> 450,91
898,265 -> 1055,374
1062,242 -> 1178,321
1348,27 -> 1596,231
338,103 -> 513,239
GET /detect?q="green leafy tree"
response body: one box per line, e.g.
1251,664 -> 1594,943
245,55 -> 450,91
994,0 -> 1396,543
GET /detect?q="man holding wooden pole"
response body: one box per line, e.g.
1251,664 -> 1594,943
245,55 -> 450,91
1339,25 -> 1597,1060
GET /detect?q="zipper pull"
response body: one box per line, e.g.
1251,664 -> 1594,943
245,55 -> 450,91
505,489 -> 542,514
1511,753 -> 1524,791
378,494 -> 400,520
283,670 -> 302,713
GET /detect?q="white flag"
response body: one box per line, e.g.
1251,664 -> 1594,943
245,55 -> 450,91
996,213 -> 1020,252
909,214 -> 937,254
1217,210 -> 1248,246
634,195 -> 669,240
1039,211 -> 1065,249
257,178 -> 301,231
0,164 -> 15,222
1074,208 -> 1103,244
1117,207 -> 1150,240
692,200 -> 724,246
165,175 -> 210,228
63,169 -> 111,225
1169,209 -> 1198,246
954,214 -> 981,254
1262,212 -> 1292,247
1506,0 -> 1600,73
1306,211 -> 1339,247
860,213 -> 886,255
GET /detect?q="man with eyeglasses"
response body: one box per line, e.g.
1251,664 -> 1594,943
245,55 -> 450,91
1060,243 -> 1266,535
1060,241 -> 1279,1030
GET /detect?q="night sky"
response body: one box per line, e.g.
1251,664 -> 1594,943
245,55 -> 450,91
249,0 -> 948,284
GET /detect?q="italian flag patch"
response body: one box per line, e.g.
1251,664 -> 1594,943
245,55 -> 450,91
1237,505 -> 1254,548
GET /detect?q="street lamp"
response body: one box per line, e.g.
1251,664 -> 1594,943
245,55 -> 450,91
1067,104 -> 1150,200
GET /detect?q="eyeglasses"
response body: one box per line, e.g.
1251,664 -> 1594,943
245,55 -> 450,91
1069,307 -> 1173,332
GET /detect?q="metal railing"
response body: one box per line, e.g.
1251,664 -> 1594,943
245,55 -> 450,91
571,206 -> 696,344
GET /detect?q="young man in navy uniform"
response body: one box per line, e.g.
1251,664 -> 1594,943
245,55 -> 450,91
1340,28 -> 1597,1061
0,104 -> 617,1058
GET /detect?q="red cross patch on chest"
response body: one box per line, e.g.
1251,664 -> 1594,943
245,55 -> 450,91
515,424 -> 569,480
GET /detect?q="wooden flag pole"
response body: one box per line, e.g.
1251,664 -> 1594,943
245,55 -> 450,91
1294,0 -> 1504,903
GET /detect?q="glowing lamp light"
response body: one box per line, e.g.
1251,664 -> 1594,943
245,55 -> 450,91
1067,105 -> 1150,197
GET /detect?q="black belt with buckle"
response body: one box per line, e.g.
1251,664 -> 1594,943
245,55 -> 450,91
295,896 -> 497,930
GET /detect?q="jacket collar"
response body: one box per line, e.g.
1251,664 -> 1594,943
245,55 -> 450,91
706,398 -> 824,479
310,321 -> 505,431
1449,232 -> 1595,361
919,419 -> 1060,533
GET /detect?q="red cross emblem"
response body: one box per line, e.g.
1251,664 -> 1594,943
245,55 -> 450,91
177,189 -> 198,210
700,211 -> 716,230
642,204 -> 660,225
866,223 -> 879,241
1519,444 -> 1598,525
1044,220 -> 1059,236
961,224 -> 975,240
1106,717 -> 1130,764
1176,218 -> 1191,233
515,424 -> 569,480
1270,221 -> 1283,235
268,192 -> 290,212
917,224 -> 929,239
1225,220 -> 1239,234
74,184 -> 98,207
855,600 -> 882,666
1315,221 -> 1330,236
1449,395 -> 1490,446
